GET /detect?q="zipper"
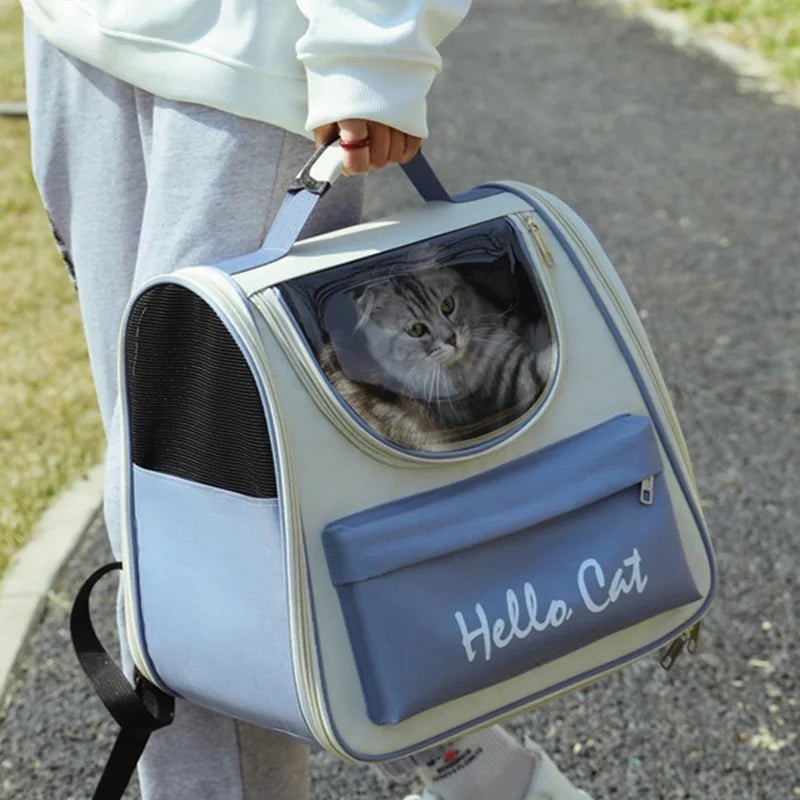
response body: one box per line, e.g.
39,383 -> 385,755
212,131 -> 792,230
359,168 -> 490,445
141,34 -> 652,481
402,616 -> 704,757
660,622 -> 702,670
639,475 -> 654,505
687,618 -> 701,654
520,213 -> 556,267
520,190 -> 694,477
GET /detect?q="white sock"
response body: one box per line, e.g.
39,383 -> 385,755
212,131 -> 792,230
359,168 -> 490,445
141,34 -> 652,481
414,726 -> 536,800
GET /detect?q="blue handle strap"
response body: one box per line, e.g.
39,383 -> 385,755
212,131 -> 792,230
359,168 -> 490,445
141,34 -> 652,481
213,189 -> 320,275
213,149 -> 504,276
401,152 -> 451,202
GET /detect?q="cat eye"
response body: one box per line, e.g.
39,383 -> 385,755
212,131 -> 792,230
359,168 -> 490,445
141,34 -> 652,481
407,322 -> 428,337
440,295 -> 455,315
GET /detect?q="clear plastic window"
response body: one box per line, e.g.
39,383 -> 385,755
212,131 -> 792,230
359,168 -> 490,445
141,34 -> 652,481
278,217 -> 556,453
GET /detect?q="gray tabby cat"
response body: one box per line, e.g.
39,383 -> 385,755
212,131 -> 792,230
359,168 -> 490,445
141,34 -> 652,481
322,267 -> 552,451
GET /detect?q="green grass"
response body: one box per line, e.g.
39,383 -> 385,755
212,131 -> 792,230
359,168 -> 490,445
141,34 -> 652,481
647,0 -> 800,85
0,1 -> 25,101
0,2 -> 104,579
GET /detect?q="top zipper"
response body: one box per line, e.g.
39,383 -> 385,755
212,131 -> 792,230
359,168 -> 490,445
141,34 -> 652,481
519,192 -> 694,476
520,213 -> 556,267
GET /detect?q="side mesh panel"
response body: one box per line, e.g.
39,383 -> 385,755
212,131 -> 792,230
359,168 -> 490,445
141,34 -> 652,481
125,283 -> 277,498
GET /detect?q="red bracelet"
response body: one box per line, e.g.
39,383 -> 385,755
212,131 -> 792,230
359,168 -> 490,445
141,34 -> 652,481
339,136 -> 371,151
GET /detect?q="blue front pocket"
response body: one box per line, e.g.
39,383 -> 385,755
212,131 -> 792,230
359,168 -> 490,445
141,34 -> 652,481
323,415 -> 701,725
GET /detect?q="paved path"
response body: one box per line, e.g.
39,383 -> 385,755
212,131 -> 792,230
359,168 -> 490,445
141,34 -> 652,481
2,1 -> 799,797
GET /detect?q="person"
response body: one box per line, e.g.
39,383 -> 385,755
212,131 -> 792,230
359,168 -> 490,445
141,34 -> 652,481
21,0 -> 593,797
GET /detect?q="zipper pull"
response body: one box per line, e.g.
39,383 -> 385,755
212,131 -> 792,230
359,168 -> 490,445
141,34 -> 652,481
660,632 -> 687,670
687,621 -> 701,654
660,622 -> 702,670
522,214 -> 556,268
639,476 -> 654,505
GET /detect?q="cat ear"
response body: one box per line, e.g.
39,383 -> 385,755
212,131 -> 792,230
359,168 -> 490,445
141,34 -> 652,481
407,242 -> 440,272
355,285 -> 378,330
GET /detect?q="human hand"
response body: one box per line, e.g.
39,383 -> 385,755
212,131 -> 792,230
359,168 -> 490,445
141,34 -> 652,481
313,119 -> 422,176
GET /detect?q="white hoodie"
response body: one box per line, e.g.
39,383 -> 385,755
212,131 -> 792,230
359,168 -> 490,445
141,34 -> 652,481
21,0 -> 472,138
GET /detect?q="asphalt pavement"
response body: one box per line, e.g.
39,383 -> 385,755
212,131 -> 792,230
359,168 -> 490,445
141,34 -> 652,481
2,0 -> 799,797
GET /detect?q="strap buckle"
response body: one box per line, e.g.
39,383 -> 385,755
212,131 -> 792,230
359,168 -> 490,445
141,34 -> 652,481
288,140 -> 345,195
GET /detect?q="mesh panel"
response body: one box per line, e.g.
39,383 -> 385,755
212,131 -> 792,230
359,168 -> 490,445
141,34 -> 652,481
125,283 -> 277,498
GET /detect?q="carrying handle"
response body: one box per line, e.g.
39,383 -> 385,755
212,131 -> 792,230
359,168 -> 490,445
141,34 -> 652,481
213,140 -> 452,275
287,139 -> 450,203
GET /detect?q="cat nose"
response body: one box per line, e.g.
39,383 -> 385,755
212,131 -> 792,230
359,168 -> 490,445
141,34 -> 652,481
445,333 -> 457,347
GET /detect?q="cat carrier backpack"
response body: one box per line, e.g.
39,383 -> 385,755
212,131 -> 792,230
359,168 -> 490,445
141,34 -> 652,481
71,142 -> 715,797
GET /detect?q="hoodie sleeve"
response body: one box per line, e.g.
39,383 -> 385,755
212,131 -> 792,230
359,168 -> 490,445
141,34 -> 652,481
295,0 -> 472,138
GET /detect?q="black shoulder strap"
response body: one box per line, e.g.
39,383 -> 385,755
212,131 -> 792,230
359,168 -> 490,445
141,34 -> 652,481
70,562 -> 175,800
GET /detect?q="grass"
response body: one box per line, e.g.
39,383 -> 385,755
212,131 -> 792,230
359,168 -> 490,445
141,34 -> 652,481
641,0 -> 800,86
0,2 -> 104,579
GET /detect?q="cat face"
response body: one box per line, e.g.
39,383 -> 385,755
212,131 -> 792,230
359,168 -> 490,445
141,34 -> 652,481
355,268 -> 498,401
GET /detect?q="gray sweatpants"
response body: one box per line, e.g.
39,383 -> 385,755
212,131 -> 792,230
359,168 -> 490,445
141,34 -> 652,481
24,23 -> 364,800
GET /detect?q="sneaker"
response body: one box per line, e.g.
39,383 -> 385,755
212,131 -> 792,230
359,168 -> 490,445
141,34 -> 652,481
400,739 -> 592,800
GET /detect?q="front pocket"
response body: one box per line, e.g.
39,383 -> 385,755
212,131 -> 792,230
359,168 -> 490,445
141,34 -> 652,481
130,466 -> 306,730
322,414 -> 701,725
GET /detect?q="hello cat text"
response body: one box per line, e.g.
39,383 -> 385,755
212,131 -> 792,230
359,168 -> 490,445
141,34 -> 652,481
454,548 -> 649,663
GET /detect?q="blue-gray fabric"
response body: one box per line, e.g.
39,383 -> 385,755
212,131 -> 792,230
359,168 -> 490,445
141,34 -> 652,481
323,415 -> 700,725
131,465 -> 313,738
213,188 -> 322,275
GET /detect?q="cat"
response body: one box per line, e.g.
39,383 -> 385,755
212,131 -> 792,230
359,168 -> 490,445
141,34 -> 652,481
320,266 -> 553,451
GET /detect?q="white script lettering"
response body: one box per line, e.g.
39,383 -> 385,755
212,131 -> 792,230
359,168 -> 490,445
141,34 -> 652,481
454,548 -> 649,663
454,584 -> 573,663
578,548 -> 648,614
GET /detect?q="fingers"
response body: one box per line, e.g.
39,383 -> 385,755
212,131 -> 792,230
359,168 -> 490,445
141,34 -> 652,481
368,121 -> 391,170
400,135 -> 423,165
322,120 -> 422,175
387,127 -> 407,166
313,122 -> 339,149
338,119 -> 371,176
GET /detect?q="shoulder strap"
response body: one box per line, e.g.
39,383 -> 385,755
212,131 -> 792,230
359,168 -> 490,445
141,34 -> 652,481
70,562 -> 175,800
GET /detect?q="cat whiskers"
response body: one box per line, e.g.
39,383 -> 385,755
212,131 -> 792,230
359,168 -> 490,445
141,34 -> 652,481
471,323 -> 528,346
400,355 -> 435,400
420,362 -> 445,409
423,364 -> 438,406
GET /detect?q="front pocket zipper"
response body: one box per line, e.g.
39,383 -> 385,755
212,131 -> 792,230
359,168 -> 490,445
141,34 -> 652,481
639,476 -> 655,505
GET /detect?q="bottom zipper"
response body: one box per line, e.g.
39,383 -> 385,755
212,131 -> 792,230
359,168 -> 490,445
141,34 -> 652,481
660,621 -> 702,670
